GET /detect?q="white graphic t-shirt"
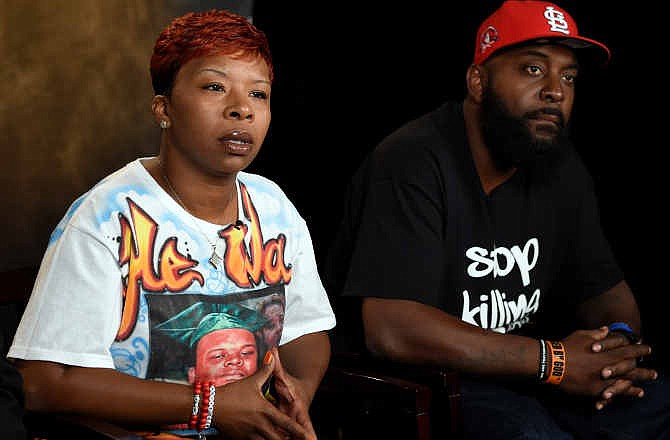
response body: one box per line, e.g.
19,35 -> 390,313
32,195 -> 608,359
9,157 -> 335,385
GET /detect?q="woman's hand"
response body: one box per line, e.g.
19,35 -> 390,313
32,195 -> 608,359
269,347 -> 318,439
213,348 -> 314,440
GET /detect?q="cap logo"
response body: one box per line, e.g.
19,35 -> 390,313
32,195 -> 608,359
543,6 -> 570,35
479,26 -> 499,56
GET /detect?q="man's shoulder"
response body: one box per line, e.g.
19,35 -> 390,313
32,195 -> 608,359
380,101 -> 460,146
362,102 -> 463,176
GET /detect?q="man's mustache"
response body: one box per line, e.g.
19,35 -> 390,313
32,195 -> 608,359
525,108 -> 565,127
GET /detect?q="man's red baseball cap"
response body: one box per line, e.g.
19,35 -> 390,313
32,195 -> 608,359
473,0 -> 611,66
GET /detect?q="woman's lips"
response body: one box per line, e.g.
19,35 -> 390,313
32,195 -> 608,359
220,130 -> 253,155
221,139 -> 252,154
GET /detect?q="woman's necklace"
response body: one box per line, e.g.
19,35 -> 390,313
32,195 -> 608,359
158,159 -> 235,270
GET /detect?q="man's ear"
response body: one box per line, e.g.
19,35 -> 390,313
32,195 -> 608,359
466,64 -> 486,104
151,95 -> 170,128
187,366 -> 196,384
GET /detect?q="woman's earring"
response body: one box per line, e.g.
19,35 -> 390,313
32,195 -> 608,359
160,120 -> 168,129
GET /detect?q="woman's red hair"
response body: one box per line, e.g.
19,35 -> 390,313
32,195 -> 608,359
150,9 -> 273,95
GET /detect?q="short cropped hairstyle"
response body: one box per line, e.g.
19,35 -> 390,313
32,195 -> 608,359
150,9 -> 273,96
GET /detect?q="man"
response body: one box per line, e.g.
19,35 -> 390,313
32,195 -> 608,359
154,301 -> 266,387
326,1 -> 670,438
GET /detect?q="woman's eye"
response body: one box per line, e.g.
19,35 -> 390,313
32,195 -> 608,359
204,84 -> 225,92
250,90 -> 268,99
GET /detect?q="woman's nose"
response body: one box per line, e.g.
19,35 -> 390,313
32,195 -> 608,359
225,105 -> 253,121
224,94 -> 253,121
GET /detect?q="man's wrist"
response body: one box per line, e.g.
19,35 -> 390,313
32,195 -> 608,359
607,322 -> 640,344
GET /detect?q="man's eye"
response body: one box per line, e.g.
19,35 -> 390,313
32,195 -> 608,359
562,73 -> 577,84
526,65 -> 542,75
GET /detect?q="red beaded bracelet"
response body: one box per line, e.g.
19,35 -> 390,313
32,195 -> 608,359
188,381 -> 202,430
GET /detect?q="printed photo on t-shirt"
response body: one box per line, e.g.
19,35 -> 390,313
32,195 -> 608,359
144,285 -> 285,386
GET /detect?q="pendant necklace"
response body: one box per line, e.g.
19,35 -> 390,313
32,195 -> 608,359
159,159 -> 235,270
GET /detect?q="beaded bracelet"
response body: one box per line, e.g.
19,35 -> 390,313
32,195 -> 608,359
198,381 -> 216,432
188,381 -> 202,430
545,340 -> 567,385
537,339 -> 549,382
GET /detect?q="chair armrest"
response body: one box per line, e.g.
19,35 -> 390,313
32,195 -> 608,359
326,351 -> 464,439
25,411 -> 146,440
312,364 -> 433,440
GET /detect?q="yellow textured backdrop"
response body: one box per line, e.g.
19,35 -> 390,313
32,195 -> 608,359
0,0 -> 251,270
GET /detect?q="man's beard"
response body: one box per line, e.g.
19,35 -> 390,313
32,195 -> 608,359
480,88 -> 571,171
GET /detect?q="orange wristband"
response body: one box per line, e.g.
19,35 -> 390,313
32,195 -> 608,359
545,340 -> 567,385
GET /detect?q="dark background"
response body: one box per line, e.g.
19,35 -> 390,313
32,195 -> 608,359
2,2 -> 664,367
252,1 -> 666,369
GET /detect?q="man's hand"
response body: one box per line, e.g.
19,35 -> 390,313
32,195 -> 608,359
558,327 -> 656,410
590,326 -> 657,410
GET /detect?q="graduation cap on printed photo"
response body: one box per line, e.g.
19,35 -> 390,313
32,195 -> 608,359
154,301 -> 268,348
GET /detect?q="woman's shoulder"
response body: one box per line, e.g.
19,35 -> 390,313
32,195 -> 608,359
237,171 -> 291,200
53,158 -> 158,231
236,171 -> 305,227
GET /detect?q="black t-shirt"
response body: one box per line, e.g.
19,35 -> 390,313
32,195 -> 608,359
326,101 -> 623,342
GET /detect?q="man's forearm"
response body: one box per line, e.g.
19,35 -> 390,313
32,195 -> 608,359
362,298 -> 540,378
576,281 -> 641,334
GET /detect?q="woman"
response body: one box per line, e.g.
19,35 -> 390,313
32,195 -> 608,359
8,9 -> 335,440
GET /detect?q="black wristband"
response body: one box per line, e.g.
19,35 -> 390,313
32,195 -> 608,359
608,322 -> 640,344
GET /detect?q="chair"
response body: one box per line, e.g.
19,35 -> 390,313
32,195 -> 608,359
24,412 -> 145,440
311,359 -> 434,440
312,289 -> 464,439
311,350 -> 464,440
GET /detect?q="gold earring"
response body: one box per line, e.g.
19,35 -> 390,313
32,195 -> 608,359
160,120 -> 168,129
